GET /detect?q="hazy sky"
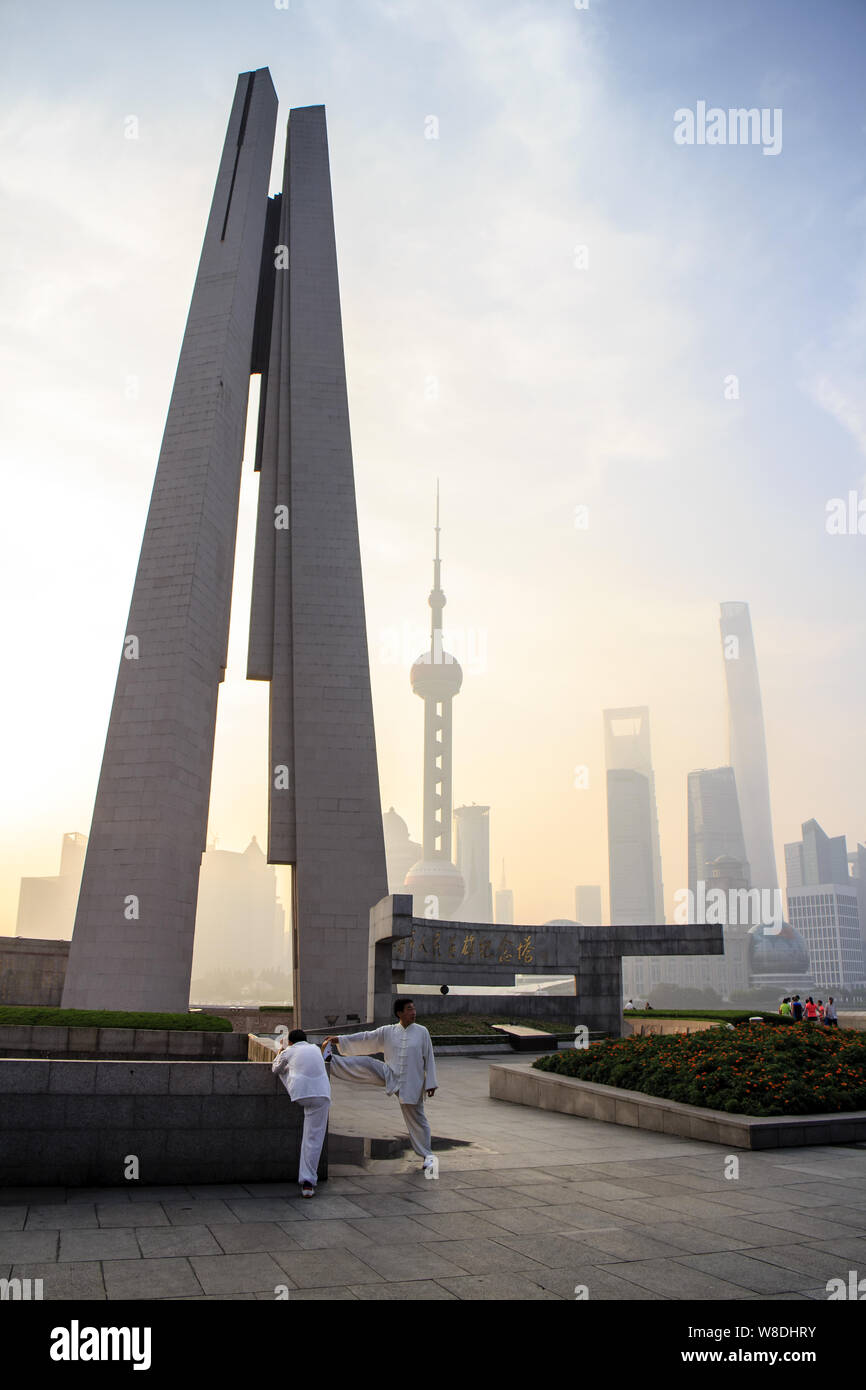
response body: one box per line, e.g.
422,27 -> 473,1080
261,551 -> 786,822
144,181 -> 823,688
2,0 -> 864,935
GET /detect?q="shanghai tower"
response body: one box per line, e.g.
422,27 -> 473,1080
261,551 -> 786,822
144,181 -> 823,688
62,72 -> 386,1025
719,601 -> 779,893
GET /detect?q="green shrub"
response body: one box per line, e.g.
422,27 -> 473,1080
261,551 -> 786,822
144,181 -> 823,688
534,1024 -> 866,1116
0,1007 -> 232,1032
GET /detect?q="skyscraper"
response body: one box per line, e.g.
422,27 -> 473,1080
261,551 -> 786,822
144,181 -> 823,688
495,862 -> 514,926
719,602 -> 778,892
191,837 -> 286,982
454,805 -> 493,923
605,707 -> 665,1000
404,492 -> 466,918
687,767 -> 750,904
62,74 -> 387,1025
786,820 -> 864,987
16,833 -> 87,942
604,707 -> 664,926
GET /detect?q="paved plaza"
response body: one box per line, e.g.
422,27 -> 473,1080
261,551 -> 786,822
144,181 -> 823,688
1,1057 -> 865,1300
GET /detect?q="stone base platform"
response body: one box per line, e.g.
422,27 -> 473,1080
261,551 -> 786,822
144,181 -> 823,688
0,1059 -> 323,1187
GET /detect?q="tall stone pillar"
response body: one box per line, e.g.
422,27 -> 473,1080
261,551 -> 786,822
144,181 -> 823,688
248,107 -> 387,1029
62,71 -> 278,1011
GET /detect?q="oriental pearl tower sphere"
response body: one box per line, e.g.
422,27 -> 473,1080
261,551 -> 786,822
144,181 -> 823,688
404,488 -> 466,919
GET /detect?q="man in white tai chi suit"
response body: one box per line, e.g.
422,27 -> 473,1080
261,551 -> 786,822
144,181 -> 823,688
321,999 -> 438,1171
272,1028 -> 331,1197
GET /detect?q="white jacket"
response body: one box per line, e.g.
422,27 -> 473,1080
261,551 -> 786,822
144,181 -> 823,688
271,1040 -> 331,1101
335,1022 -> 437,1105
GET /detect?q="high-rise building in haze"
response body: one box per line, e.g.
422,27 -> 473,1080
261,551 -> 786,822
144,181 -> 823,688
191,836 -> 287,983
575,885 -> 602,925
786,820 -> 865,987
786,819 -> 849,890
404,492 -> 466,918
495,861 -> 514,926
604,707 -> 664,926
848,843 -> 866,955
16,832 -> 87,941
719,602 -> 778,892
383,808 -> 422,896
454,805 -> 493,923
604,707 -> 665,1001
687,767 -> 750,905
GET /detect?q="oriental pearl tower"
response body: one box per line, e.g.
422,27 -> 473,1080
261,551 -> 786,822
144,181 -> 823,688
404,489 -> 466,919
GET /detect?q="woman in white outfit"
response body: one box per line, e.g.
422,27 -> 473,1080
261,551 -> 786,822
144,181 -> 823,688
271,1028 -> 331,1196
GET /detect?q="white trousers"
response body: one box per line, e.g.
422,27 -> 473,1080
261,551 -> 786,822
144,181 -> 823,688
295,1095 -> 330,1187
329,1054 -> 433,1159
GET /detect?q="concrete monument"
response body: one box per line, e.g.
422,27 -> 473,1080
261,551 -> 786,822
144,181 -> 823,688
62,71 -> 386,1028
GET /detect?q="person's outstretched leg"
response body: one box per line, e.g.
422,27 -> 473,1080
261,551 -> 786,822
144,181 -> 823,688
399,1099 -> 432,1159
328,1055 -> 387,1086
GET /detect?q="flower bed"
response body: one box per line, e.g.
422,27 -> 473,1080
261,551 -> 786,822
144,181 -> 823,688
532,1023 -> 866,1117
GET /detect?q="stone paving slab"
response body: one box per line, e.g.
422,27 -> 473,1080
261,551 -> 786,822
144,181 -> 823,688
189,1252 -> 290,1297
0,1207 -> 26,1231
136,1226 -> 223,1259
10,1260 -> 106,1300
418,1236 -> 549,1275
349,1279 -> 457,1300
208,1222 -> 302,1254
601,1257 -> 757,1300
59,1229 -> 140,1263
97,1202 -> 169,1228
280,1218 -> 377,1252
102,1256 -> 205,1299
0,1230 -> 58,1262
435,1271 -> 562,1300
25,1203 -> 98,1230
675,1250 -> 822,1294
271,1249 -> 386,1288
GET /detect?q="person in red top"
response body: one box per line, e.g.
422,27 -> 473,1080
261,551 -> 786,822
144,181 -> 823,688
804,997 -> 818,1021
817,1000 -> 825,1022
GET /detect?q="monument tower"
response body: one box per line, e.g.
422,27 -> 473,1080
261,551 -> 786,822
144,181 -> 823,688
404,491 -> 466,918
62,71 -> 386,1026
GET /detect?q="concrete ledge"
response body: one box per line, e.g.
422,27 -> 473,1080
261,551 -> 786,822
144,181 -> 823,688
623,1017 -> 724,1037
0,1025 -> 248,1061
488,1062 -> 866,1150
0,1059 -> 325,1185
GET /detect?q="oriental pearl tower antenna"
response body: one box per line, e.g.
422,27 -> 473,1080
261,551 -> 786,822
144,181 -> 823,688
404,484 -> 466,919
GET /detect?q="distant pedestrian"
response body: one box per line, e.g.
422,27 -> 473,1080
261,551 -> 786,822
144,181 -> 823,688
817,1000 -> 825,1022
804,997 -> 818,1021
271,1029 -> 331,1198
791,995 -> 803,1021
824,997 -> 838,1027
624,999 -> 637,1011
779,997 -> 791,1017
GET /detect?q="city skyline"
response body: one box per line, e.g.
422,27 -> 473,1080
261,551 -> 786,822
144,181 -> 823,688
3,0 -> 866,939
